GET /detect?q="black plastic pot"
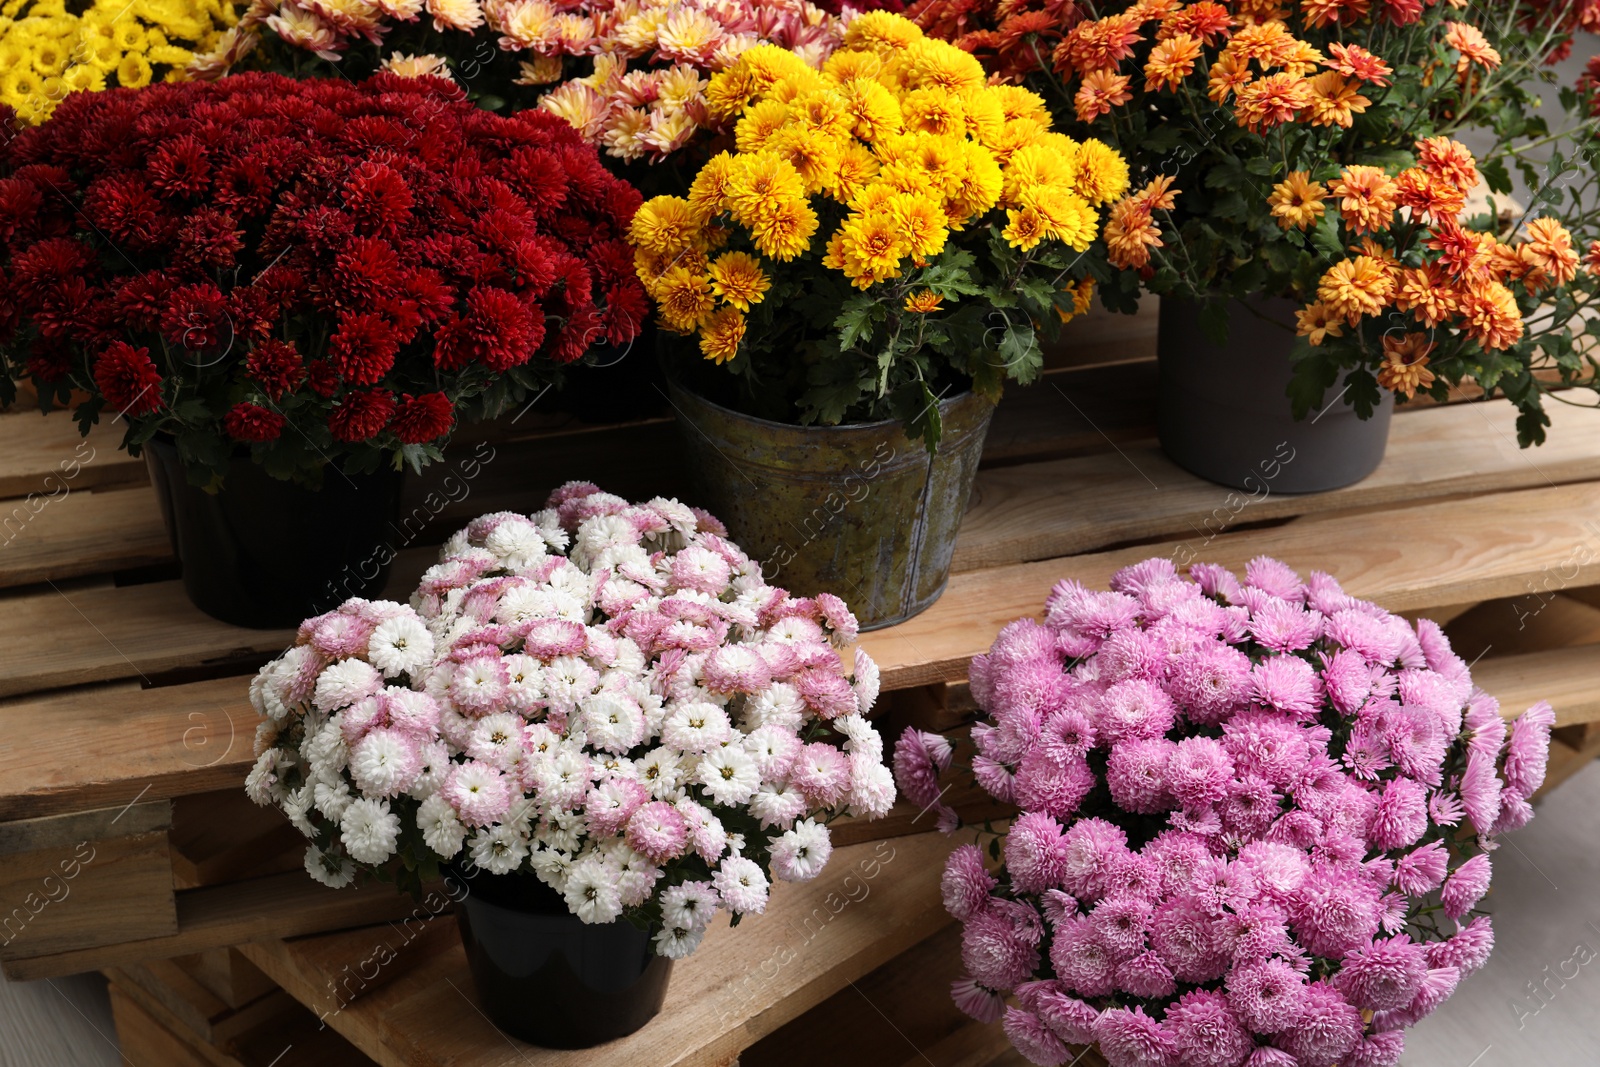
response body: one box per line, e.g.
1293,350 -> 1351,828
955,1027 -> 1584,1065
446,866 -> 672,1049
1157,296 -> 1394,493
143,438 -> 403,629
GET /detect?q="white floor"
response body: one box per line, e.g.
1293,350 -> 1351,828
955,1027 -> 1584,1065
3,759 -> 1598,1066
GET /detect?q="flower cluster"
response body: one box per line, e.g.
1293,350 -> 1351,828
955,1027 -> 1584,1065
0,0 -> 237,124
246,484 -> 893,957
899,0 -> 1600,445
1285,139 -> 1594,399
627,12 -> 1125,447
207,0 -> 853,166
895,556 -> 1554,1067
0,73 -> 647,485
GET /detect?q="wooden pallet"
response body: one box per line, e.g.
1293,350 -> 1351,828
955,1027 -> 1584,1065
4,298 -> 1600,1063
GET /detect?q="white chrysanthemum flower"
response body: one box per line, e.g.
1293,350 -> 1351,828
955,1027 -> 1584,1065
531,508 -> 568,552
536,811 -> 585,853
674,797 -> 727,861
304,722 -> 349,786
408,740 -> 452,801
594,542 -> 653,578
267,644 -> 318,708
466,712 -> 525,770
485,518 -> 548,570
852,649 -> 881,714
418,793 -> 466,859
636,747 -> 685,800
846,755 -> 896,819
438,528 -> 473,559
543,655 -> 599,711
770,818 -> 832,882
725,832 -> 746,856
494,583 -> 550,625
529,846 -> 574,892
543,581 -> 593,620
580,693 -> 644,753
368,615 -> 434,678
314,779 -> 354,822
834,714 -> 883,762
249,665 -> 287,721
574,513 -> 639,569
523,723 -> 562,759
647,497 -> 697,540
697,746 -> 761,806
530,748 -> 593,812
653,923 -> 705,959
748,781 -> 808,830
469,823 -> 529,875
604,842 -> 662,907
314,658 -> 382,712
564,855 -> 624,923
305,845 -> 356,888
502,654 -> 545,712
660,880 -> 720,932
743,682 -> 807,731
713,856 -> 769,914
341,798 -> 401,865
350,729 -> 422,798
244,748 -> 283,805
661,701 -> 731,754
284,784 -> 317,838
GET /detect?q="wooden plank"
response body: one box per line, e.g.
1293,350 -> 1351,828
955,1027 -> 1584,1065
862,482 -> 1600,691
240,832 -> 950,1067
0,830 -> 178,960
1475,646 -> 1600,730
176,948 -> 281,1011
1444,593 -> 1600,664
0,484 -> 170,589
1039,298 -> 1157,372
0,677 -> 258,823
170,790 -> 307,890
0,412 -> 142,501
0,800 -> 169,854
981,361 -> 1156,467
1,868 -> 443,981
109,981 -> 224,1067
954,397 -> 1600,574
108,959 -> 297,1046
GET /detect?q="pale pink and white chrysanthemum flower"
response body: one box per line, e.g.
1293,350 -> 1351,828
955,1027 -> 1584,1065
713,855 -> 770,914
341,797 -> 401,865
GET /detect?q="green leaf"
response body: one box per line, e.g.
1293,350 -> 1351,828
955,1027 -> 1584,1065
1480,157 -> 1513,195
833,296 -> 879,351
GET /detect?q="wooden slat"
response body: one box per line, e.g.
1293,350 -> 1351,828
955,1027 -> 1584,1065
0,411 -> 141,500
0,677 -> 258,823
0,484 -> 171,588
2,868 -> 448,981
239,832 -> 949,1067
862,481 -> 1600,690
108,958 -> 297,1046
1474,646 -> 1600,729
954,396 -> 1600,574
0,829 -> 178,960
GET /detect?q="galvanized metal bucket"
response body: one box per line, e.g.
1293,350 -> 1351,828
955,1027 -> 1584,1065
666,382 -> 995,631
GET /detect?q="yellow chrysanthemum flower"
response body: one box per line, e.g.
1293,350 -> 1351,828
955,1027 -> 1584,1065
766,126 -> 844,196
901,86 -> 966,139
734,99 -> 791,154
652,266 -> 718,331
687,151 -> 739,218
904,38 -> 985,93
1069,139 -> 1131,206
887,191 -> 949,263
746,196 -> 818,262
116,50 -> 154,87
699,306 -> 746,364
823,48 -> 880,85
708,251 -> 770,311
986,84 -> 1051,126
629,196 -> 706,256
837,78 -> 903,143
904,290 -> 943,314
843,10 -> 922,55
1002,206 -> 1050,252
725,152 -> 808,228
836,208 -> 909,288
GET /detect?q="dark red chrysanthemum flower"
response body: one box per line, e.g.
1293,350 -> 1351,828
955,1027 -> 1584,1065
329,310 -> 401,385
601,281 -> 648,346
307,360 -> 340,397
160,283 -> 230,351
434,286 -> 544,372
246,339 -> 304,401
147,136 -> 211,198
389,391 -> 454,444
83,175 -> 171,251
115,272 -> 179,333
223,402 -> 286,443
344,161 -> 414,237
330,236 -> 402,305
9,237 -> 96,307
177,208 -> 244,272
329,388 -> 396,443
94,341 -> 165,417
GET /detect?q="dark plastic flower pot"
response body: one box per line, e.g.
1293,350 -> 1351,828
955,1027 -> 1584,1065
666,380 -> 995,631
143,437 -> 403,629
1157,296 -> 1393,493
446,866 -> 672,1049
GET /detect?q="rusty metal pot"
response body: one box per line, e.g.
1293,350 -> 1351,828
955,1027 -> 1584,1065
666,381 -> 994,631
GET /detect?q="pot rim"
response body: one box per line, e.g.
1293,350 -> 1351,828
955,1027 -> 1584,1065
663,365 -> 990,437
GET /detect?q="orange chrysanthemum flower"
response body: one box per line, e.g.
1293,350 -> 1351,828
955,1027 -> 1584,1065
1104,198 -> 1163,270
1075,69 -> 1134,122
1415,137 -> 1479,193
1585,239 -> 1600,276
1207,51 -> 1253,102
1061,14 -> 1144,74
1295,302 -> 1345,345
903,290 -> 944,314
1331,165 -> 1398,235
1302,0 -> 1372,31
1144,33 -> 1202,91
1325,42 -> 1392,85
1234,72 -> 1312,132
1318,255 -> 1395,324
1377,333 -> 1437,400
1393,264 -> 1460,328
1519,218 -> 1581,292
1224,21 -> 1294,67
1445,22 -> 1502,74
1426,218 -> 1495,281
1305,72 -> 1369,127
1159,2 -> 1233,44
1135,174 -> 1180,212
1269,171 -> 1327,230
1130,0 -> 1183,20
1459,279 -> 1523,351
1394,167 -> 1466,223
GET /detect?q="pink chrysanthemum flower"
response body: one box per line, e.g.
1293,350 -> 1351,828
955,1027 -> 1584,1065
1095,628 -> 1168,684
794,666 -> 857,719
1244,1048 -> 1298,1067
1189,562 -> 1243,601
1458,748 -> 1503,835
1151,894 -> 1228,984
789,741 -> 852,807
1039,707 -> 1097,763
625,800 -> 691,863
1391,840 -> 1449,896
813,592 -> 859,643
1249,598 -> 1322,652
942,844 -> 999,921
1274,980 -> 1362,1065
972,754 -> 1019,805
1111,557 -> 1180,597
1017,980 -> 1099,1044
1343,1030 -> 1406,1067
1335,935 -> 1428,1011
1007,812 -> 1069,895
1098,679 -> 1178,743
1428,788 -> 1465,827
992,618 -> 1061,666
893,729 -> 953,812
1503,700 -> 1556,798
1090,895 -> 1153,961
950,976 -> 1005,1023
1368,776 -> 1429,850
1320,647 -> 1373,714
1014,750 -> 1096,818
962,907 -> 1042,992
1048,915 -> 1117,997
1163,988 -> 1252,1067
1427,915 -> 1494,976
700,644 -> 772,694
1251,655 -> 1322,719
1100,851 -> 1161,901
1244,556 -> 1306,601
1143,830 -> 1215,896
1165,735 -> 1233,808
1222,712 -> 1313,787
1441,853 -> 1492,919
1293,864 -> 1384,959
1001,1006 -> 1068,1066
1224,903 -> 1295,964
993,659 -> 1075,719
1106,738 -> 1174,814
1114,949 -> 1177,999
1059,817 -> 1130,901
1226,957 -> 1307,1032
1325,608 -> 1402,666
586,778 -> 651,837
1093,1005 -> 1176,1067
441,760 -> 513,827
1221,776 -> 1282,837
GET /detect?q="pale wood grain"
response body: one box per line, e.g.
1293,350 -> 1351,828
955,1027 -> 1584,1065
0,802 -> 169,855
862,481 -> 1600,691
0,413 -> 142,502
239,833 -> 950,1067
0,485 -> 171,589
954,397 -> 1600,574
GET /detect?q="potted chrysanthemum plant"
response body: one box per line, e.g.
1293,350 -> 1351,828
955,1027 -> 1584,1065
246,483 -> 893,1047
0,74 -> 646,627
894,555 -> 1556,1067
904,0 -> 1600,492
626,12 -> 1128,629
